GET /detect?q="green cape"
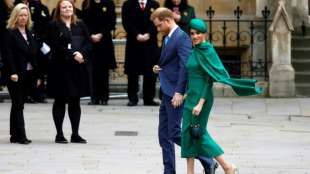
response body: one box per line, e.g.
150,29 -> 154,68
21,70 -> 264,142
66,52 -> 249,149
192,42 -> 262,96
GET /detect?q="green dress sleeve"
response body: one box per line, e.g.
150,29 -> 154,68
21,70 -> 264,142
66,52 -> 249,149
193,42 -> 262,96
200,75 -> 213,99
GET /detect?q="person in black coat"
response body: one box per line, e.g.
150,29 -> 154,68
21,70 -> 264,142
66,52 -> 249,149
14,0 -> 51,103
46,0 -> 91,144
3,3 -> 40,144
0,0 -> 13,86
82,0 -> 116,105
122,0 -> 160,106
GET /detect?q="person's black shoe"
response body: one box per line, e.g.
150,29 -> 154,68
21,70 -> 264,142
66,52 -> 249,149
37,99 -> 48,103
17,138 -> 32,144
204,161 -> 218,174
101,100 -> 108,105
71,135 -> 87,144
144,100 -> 159,106
55,134 -> 68,144
88,101 -> 99,105
25,97 -> 37,104
127,101 -> 137,106
10,136 -> 18,143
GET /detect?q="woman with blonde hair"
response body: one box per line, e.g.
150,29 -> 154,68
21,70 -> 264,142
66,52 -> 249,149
3,3 -> 40,144
46,0 -> 91,144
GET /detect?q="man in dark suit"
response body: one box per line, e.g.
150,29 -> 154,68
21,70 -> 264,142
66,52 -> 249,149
151,7 -> 218,174
122,0 -> 160,106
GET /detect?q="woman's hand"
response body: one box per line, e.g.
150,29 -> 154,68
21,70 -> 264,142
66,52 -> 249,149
192,98 -> 206,116
37,79 -> 42,87
192,103 -> 203,116
173,12 -> 181,22
73,51 -> 85,64
10,74 -> 18,82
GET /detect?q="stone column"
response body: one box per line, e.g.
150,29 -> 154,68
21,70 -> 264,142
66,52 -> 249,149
269,0 -> 295,97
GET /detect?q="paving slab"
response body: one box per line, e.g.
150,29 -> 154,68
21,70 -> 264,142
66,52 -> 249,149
0,98 -> 310,174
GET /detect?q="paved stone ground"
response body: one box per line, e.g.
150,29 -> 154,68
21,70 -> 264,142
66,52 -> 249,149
0,98 -> 310,174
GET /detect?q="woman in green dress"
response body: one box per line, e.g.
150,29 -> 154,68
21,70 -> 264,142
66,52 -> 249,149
181,18 -> 262,174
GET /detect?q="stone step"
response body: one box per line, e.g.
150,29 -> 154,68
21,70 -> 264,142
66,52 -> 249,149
292,26 -> 310,36
292,36 -> 310,47
292,59 -> 310,71
295,72 -> 310,83
295,83 -> 310,97
291,48 -> 310,59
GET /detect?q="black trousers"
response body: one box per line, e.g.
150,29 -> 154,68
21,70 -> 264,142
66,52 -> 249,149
90,64 -> 109,102
25,70 -> 37,100
52,97 -> 81,136
7,82 -> 27,139
127,73 -> 156,103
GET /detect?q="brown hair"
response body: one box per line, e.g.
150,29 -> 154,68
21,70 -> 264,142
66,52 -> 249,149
53,0 -> 78,24
4,0 -> 14,11
150,7 -> 174,22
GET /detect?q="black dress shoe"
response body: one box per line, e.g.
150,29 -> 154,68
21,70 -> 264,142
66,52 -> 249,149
25,97 -> 37,104
127,101 -> 137,106
10,136 -> 18,143
71,135 -> 87,144
17,138 -> 32,144
55,134 -> 68,144
88,101 -> 99,105
144,100 -> 159,106
101,100 -> 108,105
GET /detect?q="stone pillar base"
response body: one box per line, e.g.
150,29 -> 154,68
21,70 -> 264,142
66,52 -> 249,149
269,64 -> 295,97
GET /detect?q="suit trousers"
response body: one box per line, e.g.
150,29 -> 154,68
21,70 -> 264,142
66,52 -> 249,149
158,94 -> 214,174
52,97 -> 81,136
7,82 -> 27,139
127,73 -> 156,103
158,94 -> 182,174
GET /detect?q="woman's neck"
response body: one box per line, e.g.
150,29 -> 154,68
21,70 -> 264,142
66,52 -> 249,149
17,26 -> 26,33
61,16 -> 72,28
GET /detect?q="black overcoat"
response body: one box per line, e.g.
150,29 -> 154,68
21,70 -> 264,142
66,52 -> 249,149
82,0 -> 116,69
46,21 -> 91,98
121,0 -> 160,75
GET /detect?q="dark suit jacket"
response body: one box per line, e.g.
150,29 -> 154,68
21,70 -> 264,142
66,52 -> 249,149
122,0 -> 160,75
2,28 -> 38,85
159,27 -> 192,97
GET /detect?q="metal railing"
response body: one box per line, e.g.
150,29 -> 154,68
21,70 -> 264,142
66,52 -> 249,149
205,6 -> 272,80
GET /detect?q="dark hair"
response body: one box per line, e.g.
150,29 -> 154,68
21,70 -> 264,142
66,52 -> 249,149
164,0 -> 189,12
82,0 -> 91,9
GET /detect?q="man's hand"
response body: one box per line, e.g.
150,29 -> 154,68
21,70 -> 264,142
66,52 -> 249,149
137,33 -> 150,42
73,51 -> 85,64
91,33 -> 103,43
153,65 -> 162,74
171,93 -> 183,108
10,74 -> 18,82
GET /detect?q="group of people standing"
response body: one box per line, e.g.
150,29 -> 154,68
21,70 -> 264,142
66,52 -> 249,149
0,0 -> 263,174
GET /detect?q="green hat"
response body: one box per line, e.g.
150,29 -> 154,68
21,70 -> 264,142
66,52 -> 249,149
189,18 -> 207,33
